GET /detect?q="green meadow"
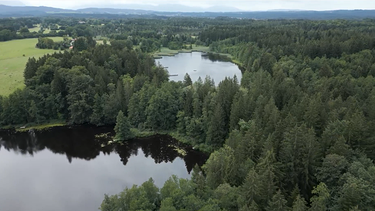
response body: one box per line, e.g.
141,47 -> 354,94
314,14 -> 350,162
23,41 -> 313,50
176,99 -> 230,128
154,46 -> 210,57
0,37 -> 63,96
28,25 -> 42,33
29,24 -> 55,34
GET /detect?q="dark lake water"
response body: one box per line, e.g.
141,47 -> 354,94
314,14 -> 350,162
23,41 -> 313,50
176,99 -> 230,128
156,52 -> 242,85
0,126 -> 207,211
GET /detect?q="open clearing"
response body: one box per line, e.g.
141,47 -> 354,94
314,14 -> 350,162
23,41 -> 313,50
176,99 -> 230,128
29,24 -> 55,34
0,37 -> 63,96
154,45 -> 210,57
29,25 -> 41,33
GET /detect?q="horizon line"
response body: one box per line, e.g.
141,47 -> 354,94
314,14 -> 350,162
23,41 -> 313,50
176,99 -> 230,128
1,4 -> 375,12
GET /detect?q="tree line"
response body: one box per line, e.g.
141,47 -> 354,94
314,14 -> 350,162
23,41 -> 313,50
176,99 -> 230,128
0,17 -> 94,42
35,36 -> 72,50
1,16 -> 218,51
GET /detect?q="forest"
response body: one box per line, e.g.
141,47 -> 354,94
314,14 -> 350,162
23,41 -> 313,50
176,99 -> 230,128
1,17 -> 375,210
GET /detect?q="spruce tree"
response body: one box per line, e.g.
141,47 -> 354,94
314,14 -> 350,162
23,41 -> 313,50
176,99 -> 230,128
266,190 -> 289,211
24,57 -> 38,81
114,111 -> 133,141
28,100 -> 39,123
309,183 -> 330,211
183,73 -> 193,87
241,168 -> 261,207
292,194 -> 308,211
206,104 -> 226,149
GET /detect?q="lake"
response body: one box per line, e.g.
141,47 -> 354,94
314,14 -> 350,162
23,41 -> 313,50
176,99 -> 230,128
156,52 -> 242,85
0,126 -> 207,211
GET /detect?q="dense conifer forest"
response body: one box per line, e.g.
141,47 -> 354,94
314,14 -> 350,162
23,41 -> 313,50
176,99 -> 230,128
2,17 -> 375,210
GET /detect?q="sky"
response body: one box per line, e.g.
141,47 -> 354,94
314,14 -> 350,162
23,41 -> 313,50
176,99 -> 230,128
14,0 -> 375,11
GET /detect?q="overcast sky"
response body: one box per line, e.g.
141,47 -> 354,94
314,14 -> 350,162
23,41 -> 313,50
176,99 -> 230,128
19,0 -> 375,10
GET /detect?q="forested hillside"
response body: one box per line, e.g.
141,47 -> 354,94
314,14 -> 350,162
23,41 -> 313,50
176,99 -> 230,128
2,4 -> 375,19
1,18 -> 375,210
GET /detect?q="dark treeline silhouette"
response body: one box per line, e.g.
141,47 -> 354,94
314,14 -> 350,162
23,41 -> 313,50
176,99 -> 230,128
0,126 -> 206,171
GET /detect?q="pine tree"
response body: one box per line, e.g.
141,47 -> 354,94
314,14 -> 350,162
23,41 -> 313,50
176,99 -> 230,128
183,73 -> 193,87
266,190 -> 289,211
73,37 -> 89,51
192,92 -> 202,118
183,87 -> 194,117
115,79 -> 127,114
24,57 -> 38,82
240,201 -> 260,211
102,92 -> 120,125
206,103 -> 226,149
309,183 -> 330,211
248,201 -> 260,211
317,154 -> 348,193
114,111 -> 133,141
229,91 -> 245,131
160,198 -> 177,211
203,145 -> 235,189
128,92 -> 143,127
67,74 -> 95,124
146,83 -> 180,130
214,183 -> 239,210
28,100 -> 40,123
257,150 -> 279,207
191,165 -> 209,200
241,168 -> 261,207
349,206 -> 361,211
327,136 -> 351,158
90,94 -> 104,125
280,124 -> 318,197
292,194 -> 308,211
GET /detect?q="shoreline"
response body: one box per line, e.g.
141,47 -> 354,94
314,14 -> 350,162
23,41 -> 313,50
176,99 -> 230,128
154,49 -> 209,58
1,123 -> 211,153
154,47 -> 244,72
153,45 -> 210,58
1,120 -> 66,132
130,128 -> 211,153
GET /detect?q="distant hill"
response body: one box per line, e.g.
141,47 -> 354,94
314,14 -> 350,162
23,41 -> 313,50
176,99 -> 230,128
0,5 -> 71,16
206,6 -> 241,12
1,5 -> 375,20
76,4 -> 241,12
0,1 -> 24,6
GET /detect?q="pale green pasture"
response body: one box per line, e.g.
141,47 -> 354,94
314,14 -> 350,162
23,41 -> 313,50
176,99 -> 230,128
0,37 -> 63,96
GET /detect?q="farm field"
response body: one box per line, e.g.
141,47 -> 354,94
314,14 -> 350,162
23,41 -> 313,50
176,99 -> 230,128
0,37 -> 63,96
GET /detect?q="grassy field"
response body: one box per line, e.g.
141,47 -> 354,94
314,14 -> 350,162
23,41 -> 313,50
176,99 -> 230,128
29,24 -> 41,33
29,24 -> 55,34
154,45 -> 210,57
0,37 -> 63,96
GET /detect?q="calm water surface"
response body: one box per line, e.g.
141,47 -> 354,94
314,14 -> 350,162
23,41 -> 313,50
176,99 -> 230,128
156,52 -> 242,84
0,126 -> 207,211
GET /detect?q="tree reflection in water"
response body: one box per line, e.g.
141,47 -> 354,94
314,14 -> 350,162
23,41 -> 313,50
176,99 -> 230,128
0,126 -> 207,173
